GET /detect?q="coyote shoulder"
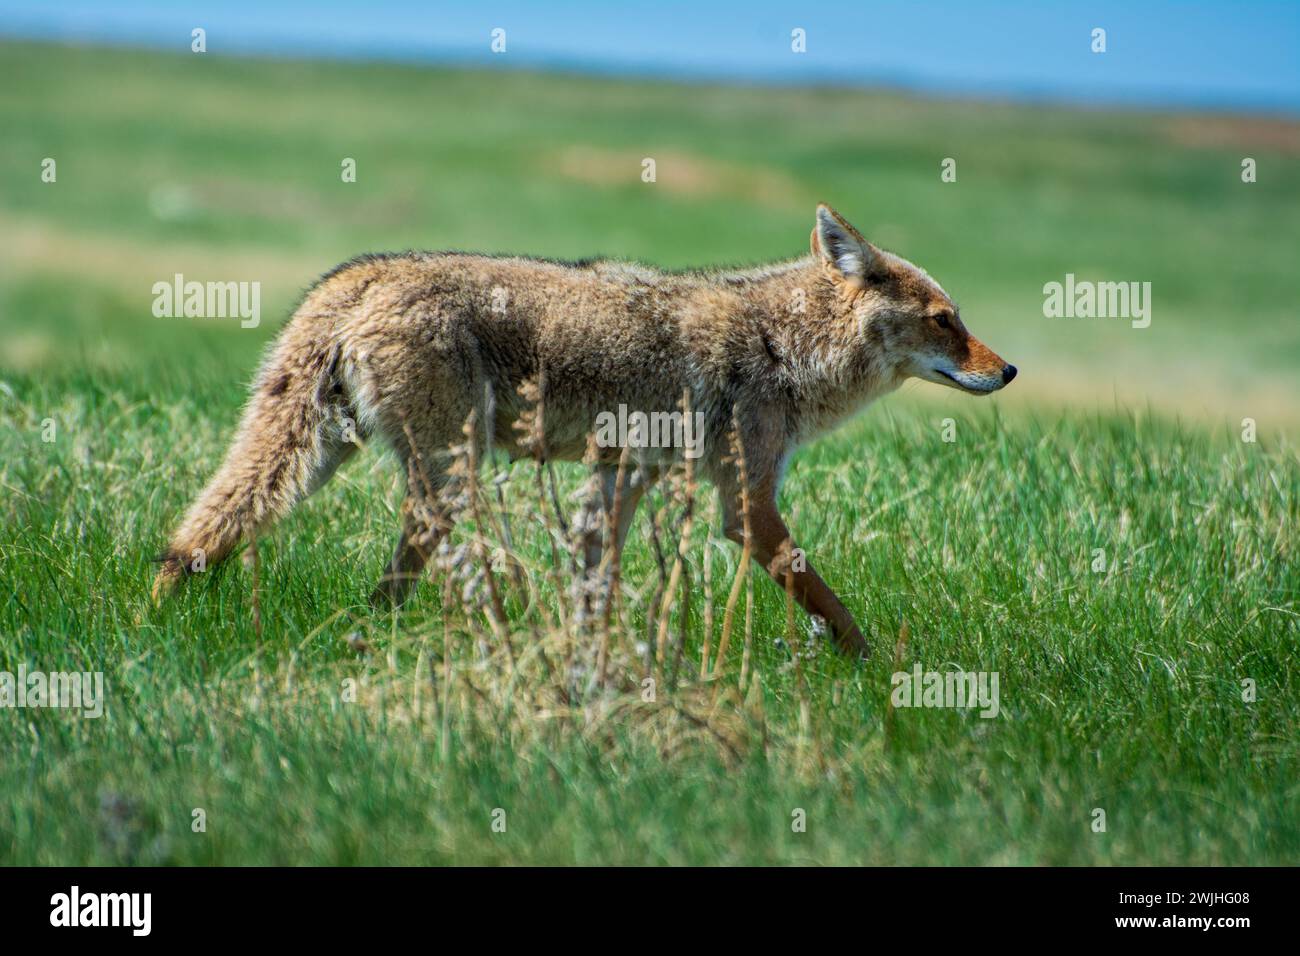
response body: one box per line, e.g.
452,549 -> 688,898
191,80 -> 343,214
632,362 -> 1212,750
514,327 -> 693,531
154,204 -> 1016,656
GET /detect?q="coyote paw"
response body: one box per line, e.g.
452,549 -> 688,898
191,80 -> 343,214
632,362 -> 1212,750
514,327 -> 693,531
833,623 -> 871,661
369,576 -> 415,610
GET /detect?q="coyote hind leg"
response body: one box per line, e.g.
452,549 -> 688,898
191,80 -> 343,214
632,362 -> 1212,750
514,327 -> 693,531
369,465 -> 451,608
361,346 -> 490,609
579,463 -> 659,573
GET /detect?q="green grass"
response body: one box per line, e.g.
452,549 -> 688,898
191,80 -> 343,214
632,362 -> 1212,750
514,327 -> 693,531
1,41 -> 1298,865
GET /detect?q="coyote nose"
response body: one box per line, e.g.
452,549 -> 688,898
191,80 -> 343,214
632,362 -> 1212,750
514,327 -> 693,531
1001,364 -> 1018,385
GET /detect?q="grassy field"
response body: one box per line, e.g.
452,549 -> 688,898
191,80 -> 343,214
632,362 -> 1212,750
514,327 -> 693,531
1,40 -> 1298,865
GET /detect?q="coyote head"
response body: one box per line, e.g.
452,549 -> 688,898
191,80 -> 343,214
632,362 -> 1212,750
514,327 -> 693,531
811,203 -> 1016,395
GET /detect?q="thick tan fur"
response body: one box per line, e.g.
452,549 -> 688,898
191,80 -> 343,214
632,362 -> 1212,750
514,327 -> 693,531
153,204 -> 1014,656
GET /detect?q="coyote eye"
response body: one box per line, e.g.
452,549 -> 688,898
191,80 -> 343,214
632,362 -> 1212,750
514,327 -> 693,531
930,312 -> 952,330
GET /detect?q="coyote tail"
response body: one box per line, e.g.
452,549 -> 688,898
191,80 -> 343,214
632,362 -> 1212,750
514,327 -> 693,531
152,323 -> 352,601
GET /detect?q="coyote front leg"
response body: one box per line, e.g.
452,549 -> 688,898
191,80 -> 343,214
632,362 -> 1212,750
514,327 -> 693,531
721,489 -> 869,658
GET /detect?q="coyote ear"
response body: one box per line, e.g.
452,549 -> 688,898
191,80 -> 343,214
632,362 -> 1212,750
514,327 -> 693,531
812,203 -> 873,286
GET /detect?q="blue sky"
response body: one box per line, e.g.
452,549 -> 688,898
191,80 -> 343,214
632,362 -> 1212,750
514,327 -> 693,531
2,1 -> 1297,113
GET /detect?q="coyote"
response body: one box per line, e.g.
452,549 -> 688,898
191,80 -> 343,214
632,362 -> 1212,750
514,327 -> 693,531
153,204 -> 1015,656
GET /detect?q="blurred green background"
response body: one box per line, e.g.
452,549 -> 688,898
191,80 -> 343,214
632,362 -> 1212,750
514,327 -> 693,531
2,40 -> 1297,426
